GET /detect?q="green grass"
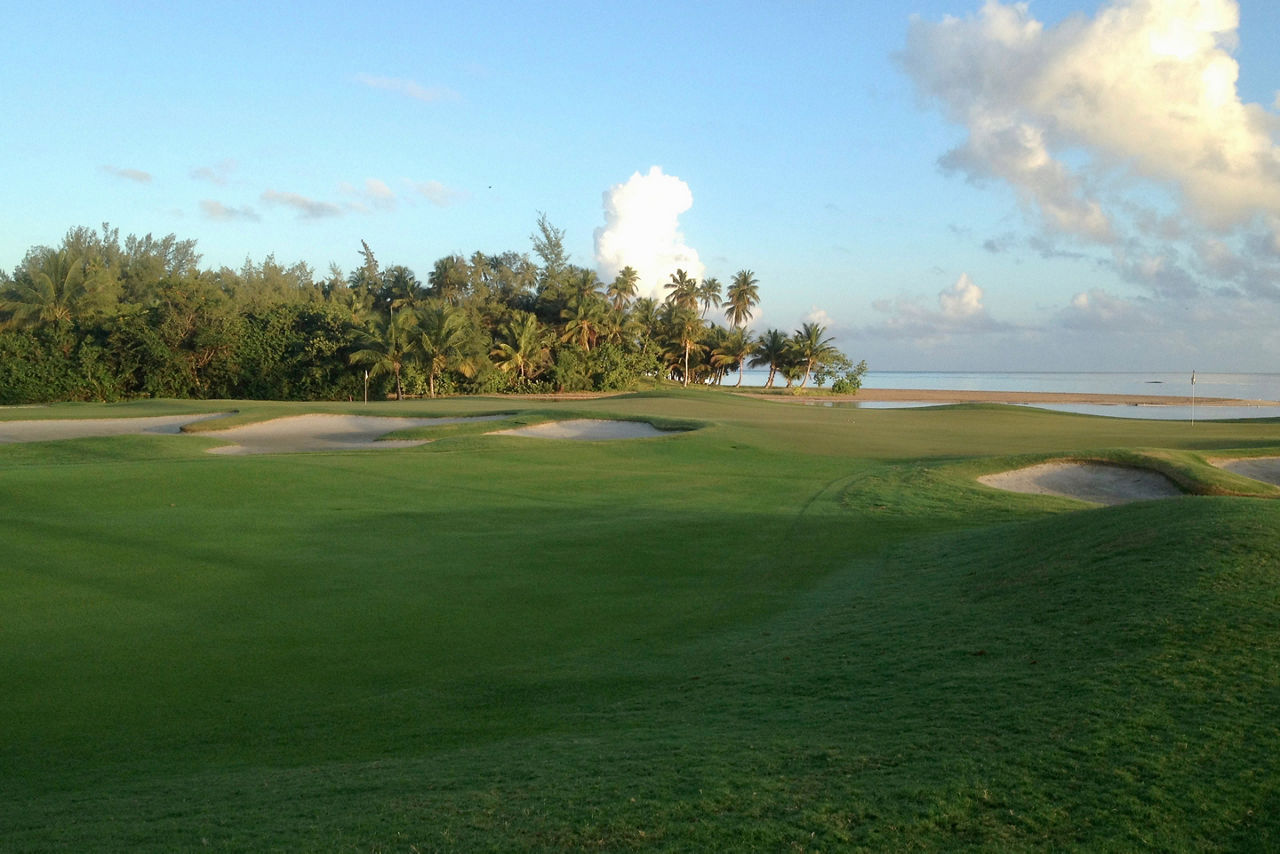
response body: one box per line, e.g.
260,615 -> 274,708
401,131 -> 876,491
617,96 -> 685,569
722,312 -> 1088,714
2,393 -> 1280,850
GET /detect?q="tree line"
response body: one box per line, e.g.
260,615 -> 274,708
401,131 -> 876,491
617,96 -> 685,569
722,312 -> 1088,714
0,218 -> 864,404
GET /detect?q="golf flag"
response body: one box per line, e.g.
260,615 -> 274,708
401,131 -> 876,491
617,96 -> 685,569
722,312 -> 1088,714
1191,370 -> 1196,385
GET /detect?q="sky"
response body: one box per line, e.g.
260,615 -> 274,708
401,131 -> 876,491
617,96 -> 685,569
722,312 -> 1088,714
4,0 -> 1280,372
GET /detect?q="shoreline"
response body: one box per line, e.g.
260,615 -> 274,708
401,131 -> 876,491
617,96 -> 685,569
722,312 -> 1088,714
741,388 -> 1280,407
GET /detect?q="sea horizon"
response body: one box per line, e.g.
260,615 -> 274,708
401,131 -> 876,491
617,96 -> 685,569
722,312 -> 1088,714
736,369 -> 1280,400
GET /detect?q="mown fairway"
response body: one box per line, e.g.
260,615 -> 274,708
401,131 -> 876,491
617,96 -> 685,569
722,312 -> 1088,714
3,392 -> 1280,851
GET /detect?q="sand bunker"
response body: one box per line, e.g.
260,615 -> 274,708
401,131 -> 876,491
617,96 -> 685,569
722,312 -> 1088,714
490,419 -> 673,440
204,414 -> 504,455
1213,457 -> 1280,487
0,413 -> 229,443
979,461 -> 1183,505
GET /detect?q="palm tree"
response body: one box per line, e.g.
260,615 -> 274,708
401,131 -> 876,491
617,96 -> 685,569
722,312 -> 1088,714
0,248 -> 103,331
383,264 -> 425,311
749,328 -> 789,389
712,326 -> 756,387
661,302 -> 704,387
491,312 -> 550,381
427,255 -> 469,305
697,276 -> 722,318
606,266 -> 639,313
569,269 -> 603,301
723,269 -> 760,329
663,269 -> 699,312
790,322 -> 840,388
348,308 -> 418,400
626,297 -> 661,355
559,295 -> 608,352
413,302 -> 468,397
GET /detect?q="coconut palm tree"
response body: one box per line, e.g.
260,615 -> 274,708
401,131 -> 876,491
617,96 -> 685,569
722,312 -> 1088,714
427,255 -> 469,305
606,266 -> 639,313
413,302 -> 468,397
348,307 -> 418,400
712,326 -> 757,387
723,269 -> 760,329
1,248 -> 104,331
491,312 -> 550,381
661,301 -> 704,387
559,294 -> 608,352
790,322 -> 840,388
663,269 -> 699,312
697,276 -> 722,319
749,328 -> 789,389
569,269 -> 604,301
626,297 -> 661,355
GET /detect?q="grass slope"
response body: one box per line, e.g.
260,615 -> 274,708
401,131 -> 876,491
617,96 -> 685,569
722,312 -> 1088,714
2,393 -> 1279,850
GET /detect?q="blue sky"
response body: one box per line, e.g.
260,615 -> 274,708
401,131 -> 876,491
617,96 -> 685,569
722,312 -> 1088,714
5,1 -> 1280,371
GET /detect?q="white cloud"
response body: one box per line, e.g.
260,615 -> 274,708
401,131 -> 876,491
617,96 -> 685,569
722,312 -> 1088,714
355,73 -> 458,103
200,199 -> 259,222
101,165 -> 151,183
902,0 -> 1280,245
804,307 -> 834,328
191,159 -> 236,185
594,166 -> 704,298
1061,288 -> 1142,330
865,273 -> 1010,342
410,179 -> 467,207
938,272 -> 984,319
260,190 -> 343,219
340,178 -> 397,212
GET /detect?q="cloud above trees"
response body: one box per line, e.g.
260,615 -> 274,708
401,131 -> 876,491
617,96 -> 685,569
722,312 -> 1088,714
594,166 -> 704,298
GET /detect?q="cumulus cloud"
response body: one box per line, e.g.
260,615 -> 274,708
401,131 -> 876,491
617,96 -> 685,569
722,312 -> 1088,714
902,0 -> 1280,244
340,178 -> 398,212
355,73 -> 458,103
102,165 -> 151,183
805,307 -> 834,328
594,166 -> 704,297
1060,288 -> 1143,330
410,179 -> 467,207
200,200 -> 260,222
866,273 -> 1011,342
260,190 -> 343,219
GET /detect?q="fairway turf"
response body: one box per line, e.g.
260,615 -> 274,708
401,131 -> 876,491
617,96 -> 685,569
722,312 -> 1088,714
2,392 -> 1279,850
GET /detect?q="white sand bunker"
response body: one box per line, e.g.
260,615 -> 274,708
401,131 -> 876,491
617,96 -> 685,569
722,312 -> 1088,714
979,461 -> 1183,505
1214,457 -> 1280,486
490,418 -> 673,440
0,413 -> 229,443
205,414 -> 503,455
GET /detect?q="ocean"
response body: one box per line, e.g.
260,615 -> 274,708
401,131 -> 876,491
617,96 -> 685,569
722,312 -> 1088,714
732,370 -> 1280,421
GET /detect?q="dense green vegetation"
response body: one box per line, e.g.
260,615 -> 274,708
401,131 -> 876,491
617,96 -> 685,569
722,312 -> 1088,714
0,222 -> 862,404
2,394 -> 1279,850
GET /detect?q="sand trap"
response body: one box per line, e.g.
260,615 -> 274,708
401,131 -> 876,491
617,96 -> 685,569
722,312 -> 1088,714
978,461 -> 1184,505
490,419 -> 673,440
1213,457 -> 1280,486
204,414 -> 504,455
0,413 -> 230,443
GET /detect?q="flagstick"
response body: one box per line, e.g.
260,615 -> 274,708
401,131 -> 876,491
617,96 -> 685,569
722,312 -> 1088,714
1182,371 -> 1192,427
